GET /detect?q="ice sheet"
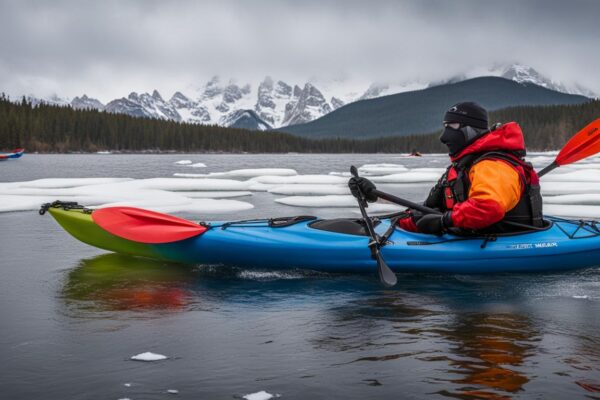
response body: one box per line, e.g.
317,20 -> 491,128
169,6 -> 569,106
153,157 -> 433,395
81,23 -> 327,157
1,178 -> 254,213
130,352 -> 167,361
545,204 -> 600,219
251,175 -> 348,184
370,172 -> 440,183
268,184 -> 349,195
174,168 -> 297,178
275,195 -> 402,212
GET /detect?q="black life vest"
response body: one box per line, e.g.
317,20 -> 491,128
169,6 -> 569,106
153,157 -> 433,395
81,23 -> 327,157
426,151 -> 544,233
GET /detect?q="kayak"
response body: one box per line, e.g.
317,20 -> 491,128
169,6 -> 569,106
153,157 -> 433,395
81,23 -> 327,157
42,202 -> 600,274
0,148 -> 24,160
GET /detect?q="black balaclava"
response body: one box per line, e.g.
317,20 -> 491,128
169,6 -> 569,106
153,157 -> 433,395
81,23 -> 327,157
440,102 -> 489,156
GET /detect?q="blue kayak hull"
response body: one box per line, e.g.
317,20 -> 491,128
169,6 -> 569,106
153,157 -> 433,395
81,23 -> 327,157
154,218 -> 600,274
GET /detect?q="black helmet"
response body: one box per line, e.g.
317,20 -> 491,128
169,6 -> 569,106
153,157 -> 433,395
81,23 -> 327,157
443,101 -> 488,129
440,102 -> 489,156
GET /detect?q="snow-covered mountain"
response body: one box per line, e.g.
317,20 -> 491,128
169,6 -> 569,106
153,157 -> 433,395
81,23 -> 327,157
71,95 -> 105,110
23,63 -> 595,130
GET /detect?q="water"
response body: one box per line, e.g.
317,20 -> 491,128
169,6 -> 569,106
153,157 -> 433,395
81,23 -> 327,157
1,154 -> 599,399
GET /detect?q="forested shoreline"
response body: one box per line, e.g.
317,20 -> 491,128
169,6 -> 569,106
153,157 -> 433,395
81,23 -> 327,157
1,94 -> 598,153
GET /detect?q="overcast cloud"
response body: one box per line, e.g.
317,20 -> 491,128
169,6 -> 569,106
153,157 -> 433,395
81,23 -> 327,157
1,0 -> 599,101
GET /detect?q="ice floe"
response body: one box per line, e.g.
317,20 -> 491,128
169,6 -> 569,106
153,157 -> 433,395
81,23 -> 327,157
545,204 -> 600,219
174,160 -> 192,165
268,184 -> 349,196
175,168 -> 297,178
358,163 -> 408,175
1,178 -> 254,213
131,352 -> 167,361
275,195 -> 403,213
251,174 -> 347,184
0,177 -> 132,189
542,170 -> 600,182
243,391 -> 278,400
370,172 -> 440,183
544,194 -> 600,205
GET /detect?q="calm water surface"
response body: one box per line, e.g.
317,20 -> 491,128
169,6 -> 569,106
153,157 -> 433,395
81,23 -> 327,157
1,154 -> 599,399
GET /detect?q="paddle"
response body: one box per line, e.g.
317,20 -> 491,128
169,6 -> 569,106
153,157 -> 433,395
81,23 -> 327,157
350,166 -> 398,287
538,118 -> 600,177
91,206 -> 207,243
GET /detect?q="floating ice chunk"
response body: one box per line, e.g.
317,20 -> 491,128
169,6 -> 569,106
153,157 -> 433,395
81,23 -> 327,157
174,168 -> 296,178
124,383 -> 132,387
542,182 -> 600,195
544,194 -> 600,205
167,389 -> 179,394
135,178 -> 249,191
572,295 -> 589,299
0,178 -> 254,214
370,172 -> 440,183
268,184 -> 349,195
545,204 -> 600,218
542,170 -> 600,182
174,160 -> 192,165
99,199 -> 253,214
13,178 -> 132,189
131,352 -> 167,361
410,168 -> 445,174
183,191 -> 252,198
275,195 -> 402,212
329,171 -> 351,177
246,182 -> 278,192
275,195 -> 356,207
358,163 -> 408,175
189,162 -> 206,168
251,175 -> 347,184
243,391 -> 277,400
565,163 -> 600,170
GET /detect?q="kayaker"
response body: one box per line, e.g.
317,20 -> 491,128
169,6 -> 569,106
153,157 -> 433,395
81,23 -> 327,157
349,101 -> 544,234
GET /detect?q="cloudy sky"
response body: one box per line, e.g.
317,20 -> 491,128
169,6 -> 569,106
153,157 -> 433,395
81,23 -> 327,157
1,0 -> 598,102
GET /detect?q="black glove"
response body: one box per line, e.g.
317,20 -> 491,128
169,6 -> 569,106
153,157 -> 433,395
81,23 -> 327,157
348,177 -> 378,202
416,212 -> 453,235
408,209 -> 424,224
424,183 -> 444,209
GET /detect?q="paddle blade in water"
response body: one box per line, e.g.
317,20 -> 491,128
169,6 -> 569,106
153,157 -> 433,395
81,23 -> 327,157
92,207 -> 207,244
376,251 -> 397,287
555,119 -> 600,166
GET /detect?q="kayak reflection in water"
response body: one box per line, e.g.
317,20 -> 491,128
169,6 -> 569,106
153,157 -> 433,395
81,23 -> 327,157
349,101 -> 544,235
61,254 -> 194,313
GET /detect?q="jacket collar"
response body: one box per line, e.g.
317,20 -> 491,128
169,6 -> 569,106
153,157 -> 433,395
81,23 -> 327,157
450,122 -> 526,162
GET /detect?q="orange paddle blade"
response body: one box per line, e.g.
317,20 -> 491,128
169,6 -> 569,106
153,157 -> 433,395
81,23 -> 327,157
555,118 -> 600,166
92,207 -> 207,244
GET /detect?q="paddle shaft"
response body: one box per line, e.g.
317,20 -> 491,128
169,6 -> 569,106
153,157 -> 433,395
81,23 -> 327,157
373,189 -> 441,215
350,166 -> 397,287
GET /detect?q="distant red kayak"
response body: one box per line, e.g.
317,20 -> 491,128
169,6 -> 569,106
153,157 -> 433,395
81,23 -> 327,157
0,148 -> 24,160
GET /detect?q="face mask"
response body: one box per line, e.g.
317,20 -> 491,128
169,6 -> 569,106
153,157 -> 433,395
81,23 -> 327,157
440,127 -> 467,156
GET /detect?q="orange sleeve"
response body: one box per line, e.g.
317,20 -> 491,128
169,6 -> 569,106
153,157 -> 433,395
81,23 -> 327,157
468,160 -> 521,211
450,160 -> 522,230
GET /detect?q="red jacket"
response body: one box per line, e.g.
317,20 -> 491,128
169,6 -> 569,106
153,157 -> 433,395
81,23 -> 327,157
400,122 -> 527,232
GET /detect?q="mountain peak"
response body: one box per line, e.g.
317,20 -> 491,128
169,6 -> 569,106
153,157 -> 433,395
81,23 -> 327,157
152,90 -> 163,101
